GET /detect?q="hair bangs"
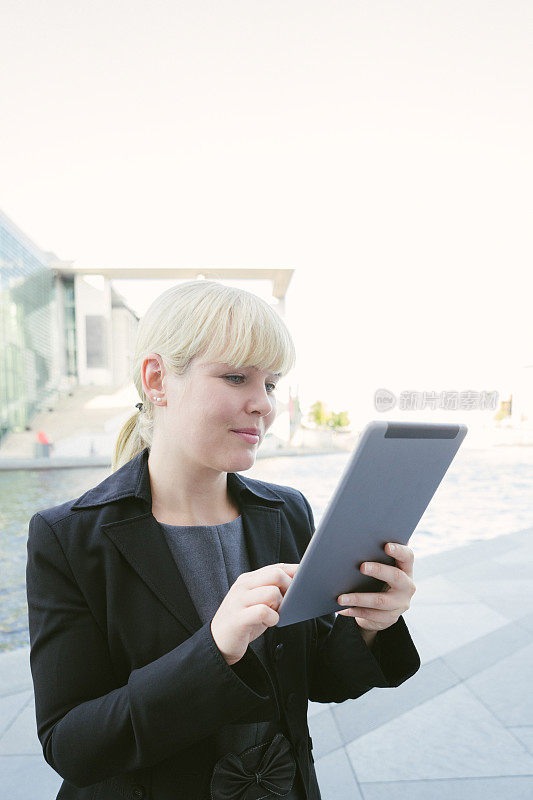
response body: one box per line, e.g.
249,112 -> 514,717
193,292 -> 295,378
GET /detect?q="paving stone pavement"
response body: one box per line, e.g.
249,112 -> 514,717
1,525 -> 532,799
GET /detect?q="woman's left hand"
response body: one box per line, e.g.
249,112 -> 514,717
337,543 -> 416,631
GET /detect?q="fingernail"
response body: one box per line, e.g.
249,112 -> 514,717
389,544 -> 395,553
338,595 -> 348,605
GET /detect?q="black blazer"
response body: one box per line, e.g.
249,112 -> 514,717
26,447 -> 421,800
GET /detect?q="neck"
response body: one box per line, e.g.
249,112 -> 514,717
147,444 -> 237,526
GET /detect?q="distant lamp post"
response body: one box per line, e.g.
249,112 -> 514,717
289,389 -> 302,441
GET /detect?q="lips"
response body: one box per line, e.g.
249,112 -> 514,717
231,428 -> 261,435
231,430 -> 260,444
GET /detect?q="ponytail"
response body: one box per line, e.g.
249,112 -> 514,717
111,407 -> 153,473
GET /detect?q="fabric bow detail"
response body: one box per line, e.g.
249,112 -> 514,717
210,732 -> 296,800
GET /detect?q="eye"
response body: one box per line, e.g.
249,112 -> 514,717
224,375 -> 277,393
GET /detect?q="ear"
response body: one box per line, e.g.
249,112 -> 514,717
142,353 -> 166,398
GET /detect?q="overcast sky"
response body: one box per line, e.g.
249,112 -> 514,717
1,1 -> 531,430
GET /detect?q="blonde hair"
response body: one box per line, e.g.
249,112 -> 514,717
111,279 -> 296,472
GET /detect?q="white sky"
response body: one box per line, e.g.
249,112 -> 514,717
1,1 -> 532,430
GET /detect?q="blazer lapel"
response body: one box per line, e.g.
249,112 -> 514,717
101,503 -> 285,642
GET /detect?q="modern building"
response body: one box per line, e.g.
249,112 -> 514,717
0,209 -> 139,444
0,209 -> 296,448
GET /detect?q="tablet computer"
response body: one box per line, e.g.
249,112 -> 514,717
277,419 -> 468,627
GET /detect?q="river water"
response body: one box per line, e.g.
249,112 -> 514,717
1,446 -> 531,653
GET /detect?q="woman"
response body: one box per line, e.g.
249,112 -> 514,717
26,279 -> 421,800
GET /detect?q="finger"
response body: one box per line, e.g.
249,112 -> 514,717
338,606 -> 388,624
278,563 -> 299,574
385,543 -> 415,577
360,560 -> 407,589
338,591 -> 396,610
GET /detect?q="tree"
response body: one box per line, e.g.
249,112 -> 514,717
328,410 -> 350,429
308,401 -> 329,427
308,402 -> 350,430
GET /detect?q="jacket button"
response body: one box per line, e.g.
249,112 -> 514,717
274,643 -> 284,661
132,787 -> 145,799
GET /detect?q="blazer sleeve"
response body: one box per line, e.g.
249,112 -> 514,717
297,491 -> 421,703
26,512 -> 279,789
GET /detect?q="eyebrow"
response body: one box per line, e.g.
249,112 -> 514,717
207,362 -> 280,378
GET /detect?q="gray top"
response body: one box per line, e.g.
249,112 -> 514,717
158,514 -> 306,799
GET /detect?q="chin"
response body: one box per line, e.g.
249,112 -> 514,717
226,450 -> 257,472
233,460 -> 256,473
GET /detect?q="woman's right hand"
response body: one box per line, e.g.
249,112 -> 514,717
210,563 -> 299,666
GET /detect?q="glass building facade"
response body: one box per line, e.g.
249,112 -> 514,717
0,211 -> 60,443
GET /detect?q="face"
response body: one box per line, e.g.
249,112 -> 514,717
142,353 -> 279,472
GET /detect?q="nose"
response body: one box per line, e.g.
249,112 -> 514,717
245,384 -> 275,418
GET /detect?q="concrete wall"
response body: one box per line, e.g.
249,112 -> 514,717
111,305 -> 138,386
75,275 -> 113,386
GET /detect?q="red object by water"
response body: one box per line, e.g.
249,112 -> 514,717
37,431 -> 50,444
